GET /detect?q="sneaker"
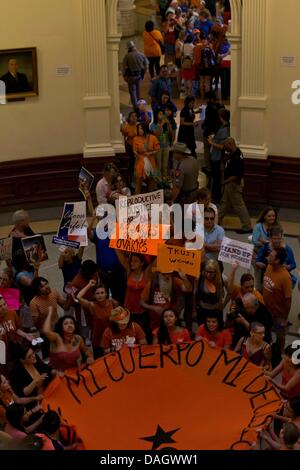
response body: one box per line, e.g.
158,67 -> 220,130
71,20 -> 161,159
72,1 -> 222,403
235,229 -> 253,234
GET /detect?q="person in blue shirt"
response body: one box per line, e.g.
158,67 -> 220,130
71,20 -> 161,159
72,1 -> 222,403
256,225 -> 297,287
194,10 -> 214,38
88,214 -> 126,305
149,65 -> 172,109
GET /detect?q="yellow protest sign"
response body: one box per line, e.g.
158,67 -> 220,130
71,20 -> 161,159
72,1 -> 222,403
157,244 -> 201,277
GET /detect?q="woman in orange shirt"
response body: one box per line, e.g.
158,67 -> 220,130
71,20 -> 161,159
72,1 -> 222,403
143,20 -> 164,79
152,308 -> 190,345
195,311 -> 232,349
132,123 -> 160,194
121,111 -> 138,185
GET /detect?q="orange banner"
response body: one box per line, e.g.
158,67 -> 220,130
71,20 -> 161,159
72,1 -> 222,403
109,223 -> 169,256
43,343 -> 282,450
157,244 -> 201,276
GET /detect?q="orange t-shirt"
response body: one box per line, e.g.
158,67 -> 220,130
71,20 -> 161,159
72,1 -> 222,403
132,134 -> 160,156
101,322 -> 146,351
152,327 -> 191,344
230,285 -> 264,305
30,290 -> 62,330
263,266 -> 292,319
91,300 -> 114,347
196,325 -> 232,349
0,309 -> 21,345
143,30 -> 163,57
121,123 -> 138,146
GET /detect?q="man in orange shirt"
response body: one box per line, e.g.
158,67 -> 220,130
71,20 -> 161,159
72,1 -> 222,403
263,247 -> 292,353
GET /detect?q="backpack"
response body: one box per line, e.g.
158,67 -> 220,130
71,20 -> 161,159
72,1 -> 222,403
201,46 -> 216,69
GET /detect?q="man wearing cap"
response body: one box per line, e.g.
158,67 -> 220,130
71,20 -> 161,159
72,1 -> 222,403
171,142 -> 199,205
122,41 -> 148,110
101,307 -> 147,354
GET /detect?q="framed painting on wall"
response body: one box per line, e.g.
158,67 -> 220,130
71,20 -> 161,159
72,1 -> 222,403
0,47 -> 38,100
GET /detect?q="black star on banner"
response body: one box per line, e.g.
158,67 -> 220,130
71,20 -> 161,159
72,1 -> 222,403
141,425 -> 181,450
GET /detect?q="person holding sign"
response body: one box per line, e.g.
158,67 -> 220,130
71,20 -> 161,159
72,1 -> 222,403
227,261 -> 264,308
140,270 -> 192,331
152,308 -> 190,345
77,281 -> 118,359
8,210 -> 35,268
218,138 -> 252,234
115,251 -> 153,342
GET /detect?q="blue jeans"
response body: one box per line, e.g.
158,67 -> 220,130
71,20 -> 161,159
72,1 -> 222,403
127,75 -> 141,109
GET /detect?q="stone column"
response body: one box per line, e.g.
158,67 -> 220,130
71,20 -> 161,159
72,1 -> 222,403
81,0 -> 115,158
118,0 -> 136,38
106,0 -> 125,154
238,0 -> 268,159
227,35 -> 241,143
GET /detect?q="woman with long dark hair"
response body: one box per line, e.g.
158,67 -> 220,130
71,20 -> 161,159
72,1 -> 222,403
152,308 -> 190,345
43,307 -> 93,371
195,311 -> 232,349
77,281 -> 118,359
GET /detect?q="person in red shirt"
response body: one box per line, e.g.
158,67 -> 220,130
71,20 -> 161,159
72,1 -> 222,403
77,280 -> 118,358
152,308 -> 190,345
266,344 -> 300,401
101,307 -> 147,355
116,251 -> 153,341
195,311 -> 232,349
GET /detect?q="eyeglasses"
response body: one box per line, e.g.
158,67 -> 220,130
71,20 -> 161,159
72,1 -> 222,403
204,217 -> 214,221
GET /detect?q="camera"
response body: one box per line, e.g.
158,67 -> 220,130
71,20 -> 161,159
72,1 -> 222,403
227,298 -> 245,322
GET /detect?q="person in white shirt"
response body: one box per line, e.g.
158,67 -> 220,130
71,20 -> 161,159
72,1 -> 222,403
95,164 -> 118,205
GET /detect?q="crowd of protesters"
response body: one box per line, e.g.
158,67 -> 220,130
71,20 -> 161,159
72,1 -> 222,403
0,0 -> 300,452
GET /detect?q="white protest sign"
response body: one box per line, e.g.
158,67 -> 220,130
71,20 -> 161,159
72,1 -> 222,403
117,190 -> 164,224
218,236 -> 254,269
57,202 -> 88,247
0,238 -> 12,261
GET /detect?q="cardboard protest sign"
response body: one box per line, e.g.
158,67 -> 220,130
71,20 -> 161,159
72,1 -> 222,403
57,202 -> 88,247
117,190 -> 164,224
157,244 -> 201,277
0,288 -> 20,310
21,235 -> 48,264
109,223 -> 168,256
43,343 -> 282,450
218,237 -> 254,270
78,167 -> 94,199
0,238 -> 12,261
52,236 -> 80,250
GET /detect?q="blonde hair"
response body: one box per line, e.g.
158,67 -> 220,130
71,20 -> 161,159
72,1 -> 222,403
205,259 -> 223,291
